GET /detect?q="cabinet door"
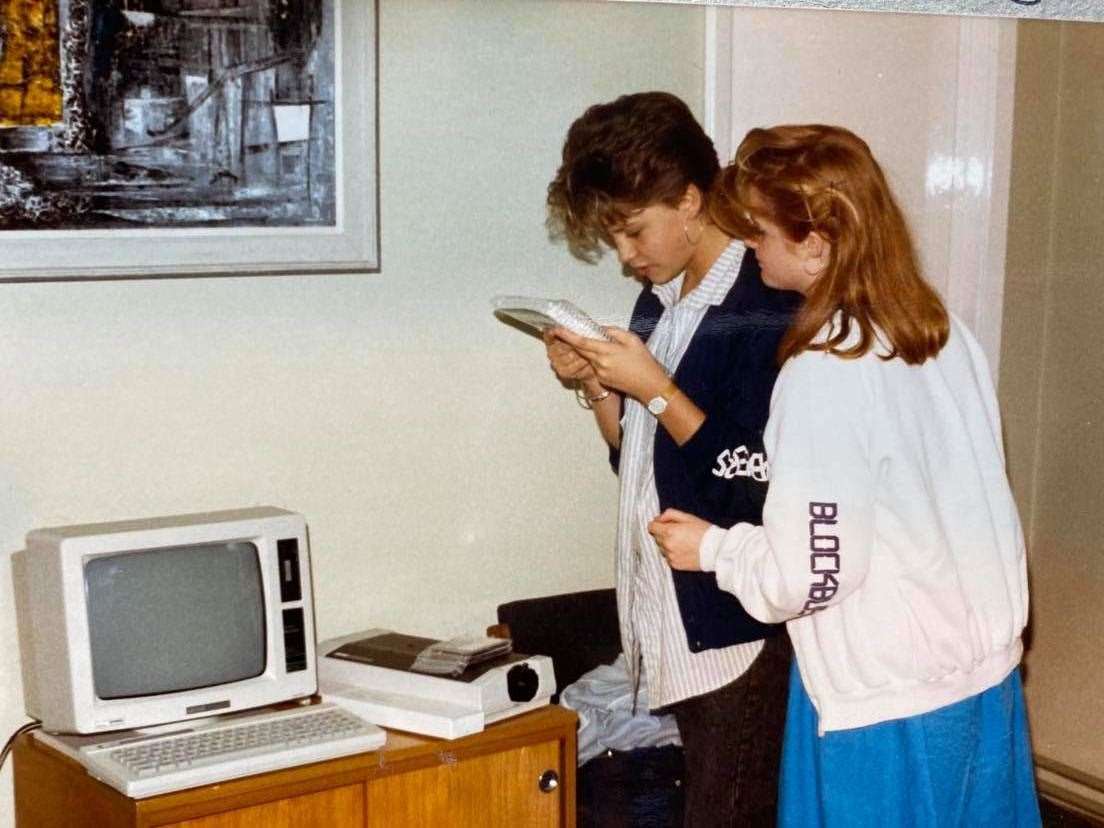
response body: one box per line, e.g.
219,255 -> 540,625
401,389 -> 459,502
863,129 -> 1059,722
158,783 -> 364,828
366,740 -> 563,827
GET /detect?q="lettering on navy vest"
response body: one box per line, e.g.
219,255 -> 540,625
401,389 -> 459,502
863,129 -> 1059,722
801,501 -> 840,615
711,445 -> 769,482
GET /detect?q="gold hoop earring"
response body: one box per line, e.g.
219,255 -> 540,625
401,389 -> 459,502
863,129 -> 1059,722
683,218 -> 704,245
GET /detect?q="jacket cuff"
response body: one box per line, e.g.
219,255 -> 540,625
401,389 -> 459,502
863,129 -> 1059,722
699,524 -> 727,572
676,409 -> 726,474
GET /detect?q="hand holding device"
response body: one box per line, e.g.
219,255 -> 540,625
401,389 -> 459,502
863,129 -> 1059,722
555,326 -> 670,405
543,330 -> 598,385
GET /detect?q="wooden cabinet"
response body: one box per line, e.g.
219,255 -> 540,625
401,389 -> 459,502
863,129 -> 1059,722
366,738 -> 563,826
12,706 -> 577,828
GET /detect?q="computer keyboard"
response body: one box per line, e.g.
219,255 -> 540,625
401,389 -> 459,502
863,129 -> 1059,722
71,702 -> 386,798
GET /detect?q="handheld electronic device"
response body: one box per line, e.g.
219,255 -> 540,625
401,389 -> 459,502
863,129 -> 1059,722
492,295 -> 611,341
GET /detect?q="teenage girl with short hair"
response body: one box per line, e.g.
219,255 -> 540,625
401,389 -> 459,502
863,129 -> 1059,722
545,92 -> 799,826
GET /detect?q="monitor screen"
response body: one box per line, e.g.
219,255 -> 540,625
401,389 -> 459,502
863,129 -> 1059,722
85,541 -> 266,699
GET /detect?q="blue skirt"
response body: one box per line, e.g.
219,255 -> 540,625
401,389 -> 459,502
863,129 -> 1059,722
779,664 -> 1041,827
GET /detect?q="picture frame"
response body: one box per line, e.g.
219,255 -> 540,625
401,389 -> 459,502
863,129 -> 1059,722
0,0 -> 379,282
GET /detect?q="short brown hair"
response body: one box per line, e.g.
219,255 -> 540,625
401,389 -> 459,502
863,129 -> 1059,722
547,92 -> 720,262
712,124 -> 949,365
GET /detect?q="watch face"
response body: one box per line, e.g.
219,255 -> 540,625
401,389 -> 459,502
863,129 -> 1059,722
647,396 -> 668,416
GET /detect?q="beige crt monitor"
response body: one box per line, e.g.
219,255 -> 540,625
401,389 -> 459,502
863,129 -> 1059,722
17,506 -> 317,734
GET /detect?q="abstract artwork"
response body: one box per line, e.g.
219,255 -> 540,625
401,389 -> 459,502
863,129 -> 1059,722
1,0 -> 378,280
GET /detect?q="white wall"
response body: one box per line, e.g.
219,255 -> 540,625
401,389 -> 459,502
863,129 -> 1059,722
704,7 -> 1016,374
0,1 -> 704,821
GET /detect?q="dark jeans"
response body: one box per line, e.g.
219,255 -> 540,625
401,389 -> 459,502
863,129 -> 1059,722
667,633 -> 792,828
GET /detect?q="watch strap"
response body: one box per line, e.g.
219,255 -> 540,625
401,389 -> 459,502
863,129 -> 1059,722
657,378 -> 679,403
646,378 -> 679,415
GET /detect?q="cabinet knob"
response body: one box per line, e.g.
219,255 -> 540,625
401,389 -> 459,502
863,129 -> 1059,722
538,769 -> 559,793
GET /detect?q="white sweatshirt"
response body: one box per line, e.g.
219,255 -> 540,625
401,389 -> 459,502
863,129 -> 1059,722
699,314 -> 1028,733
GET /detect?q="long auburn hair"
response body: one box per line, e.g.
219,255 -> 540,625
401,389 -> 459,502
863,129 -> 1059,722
711,125 -> 949,365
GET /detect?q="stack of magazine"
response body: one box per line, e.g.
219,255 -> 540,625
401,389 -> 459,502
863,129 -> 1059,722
410,635 -> 514,677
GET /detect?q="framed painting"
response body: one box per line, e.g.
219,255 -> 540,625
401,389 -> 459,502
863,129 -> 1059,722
0,0 -> 378,281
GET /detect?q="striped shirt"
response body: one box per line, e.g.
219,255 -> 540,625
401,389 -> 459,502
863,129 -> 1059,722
617,239 -> 764,710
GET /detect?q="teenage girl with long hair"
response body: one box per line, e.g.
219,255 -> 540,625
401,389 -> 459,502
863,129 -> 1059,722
643,124 -> 1041,826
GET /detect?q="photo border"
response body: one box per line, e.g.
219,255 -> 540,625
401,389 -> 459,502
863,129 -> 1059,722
614,0 -> 1103,23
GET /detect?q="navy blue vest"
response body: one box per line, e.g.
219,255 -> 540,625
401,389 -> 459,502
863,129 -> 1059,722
613,250 -> 800,651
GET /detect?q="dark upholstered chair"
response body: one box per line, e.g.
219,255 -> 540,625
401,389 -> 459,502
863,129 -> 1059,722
491,589 -> 684,827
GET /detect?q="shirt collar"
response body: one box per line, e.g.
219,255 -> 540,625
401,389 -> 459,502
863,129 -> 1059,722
651,239 -> 746,311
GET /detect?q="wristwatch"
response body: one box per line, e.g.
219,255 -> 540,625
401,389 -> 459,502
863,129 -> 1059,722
646,379 -> 679,416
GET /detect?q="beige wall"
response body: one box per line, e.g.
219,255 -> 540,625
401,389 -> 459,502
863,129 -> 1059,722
712,8 -> 962,289
707,7 -> 1015,374
1002,20 -> 1104,815
0,2 -> 703,822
